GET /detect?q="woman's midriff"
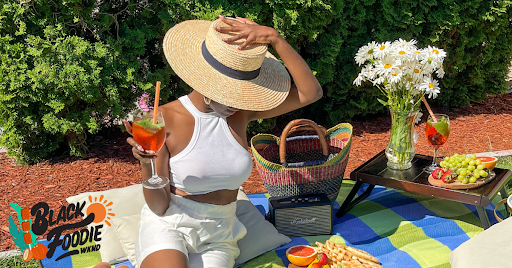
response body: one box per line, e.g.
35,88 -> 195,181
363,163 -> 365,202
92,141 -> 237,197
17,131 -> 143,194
170,185 -> 239,205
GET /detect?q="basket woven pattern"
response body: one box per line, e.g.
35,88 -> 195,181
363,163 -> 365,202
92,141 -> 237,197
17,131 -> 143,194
251,123 -> 352,202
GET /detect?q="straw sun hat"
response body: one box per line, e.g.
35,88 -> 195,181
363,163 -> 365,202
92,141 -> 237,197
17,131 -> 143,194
162,18 -> 291,111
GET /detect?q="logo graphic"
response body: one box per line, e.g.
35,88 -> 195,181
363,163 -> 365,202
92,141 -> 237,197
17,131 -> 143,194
290,217 -> 317,225
8,195 -> 115,262
8,203 -> 49,261
86,195 -> 115,226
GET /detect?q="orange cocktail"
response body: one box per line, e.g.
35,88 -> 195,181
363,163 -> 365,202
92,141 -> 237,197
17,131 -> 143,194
132,121 -> 165,152
132,109 -> 169,189
425,120 -> 449,149
424,114 -> 450,172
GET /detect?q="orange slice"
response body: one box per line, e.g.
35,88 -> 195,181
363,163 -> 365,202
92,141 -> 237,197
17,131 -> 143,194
286,245 -> 317,267
476,156 -> 498,171
22,248 -> 32,261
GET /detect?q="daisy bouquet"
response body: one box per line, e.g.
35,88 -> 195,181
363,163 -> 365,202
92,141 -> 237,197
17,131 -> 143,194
353,39 -> 447,169
353,38 -> 446,111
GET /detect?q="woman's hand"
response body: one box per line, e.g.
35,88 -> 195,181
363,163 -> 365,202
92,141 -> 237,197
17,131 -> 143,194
214,16 -> 322,121
123,121 -> 156,166
215,15 -> 282,50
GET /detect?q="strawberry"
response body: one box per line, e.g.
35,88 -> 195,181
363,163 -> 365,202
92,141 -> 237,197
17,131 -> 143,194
317,253 -> 328,265
312,263 -> 322,268
431,168 -> 444,180
441,169 -> 456,183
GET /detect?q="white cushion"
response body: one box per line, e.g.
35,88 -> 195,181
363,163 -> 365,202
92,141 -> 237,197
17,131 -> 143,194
234,197 -> 291,266
450,216 -> 512,268
65,184 -> 145,264
111,214 -> 140,266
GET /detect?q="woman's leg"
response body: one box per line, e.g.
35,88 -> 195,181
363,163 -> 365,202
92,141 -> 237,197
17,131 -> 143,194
140,249 -> 188,268
188,250 -> 235,268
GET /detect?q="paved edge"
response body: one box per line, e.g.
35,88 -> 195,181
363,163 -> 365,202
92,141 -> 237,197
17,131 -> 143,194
0,249 -> 21,259
472,149 -> 512,158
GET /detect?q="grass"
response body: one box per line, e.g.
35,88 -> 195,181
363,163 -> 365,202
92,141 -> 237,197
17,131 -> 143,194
497,155 -> 512,195
0,251 -> 41,268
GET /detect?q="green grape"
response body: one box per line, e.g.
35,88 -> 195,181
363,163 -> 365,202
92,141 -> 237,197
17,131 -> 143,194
471,154 -> 477,160
477,164 -> 485,170
469,160 -> 475,166
456,163 -> 462,168
456,169 -> 462,175
473,172 -> 480,179
464,158 -> 471,164
453,153 -> 459,158
440,161 -> 446,168
462,178 -> 469,184
469,177 -> 477,183
480,170 -> 488,177
460,169 -> 468,176
475,159 -> 482,165
445,156 -> 451,162
458,175 -> 464,181
468,165 -> 476,172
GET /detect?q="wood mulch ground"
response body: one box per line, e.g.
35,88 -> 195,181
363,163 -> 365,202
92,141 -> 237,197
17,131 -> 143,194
1,92 -> 512,253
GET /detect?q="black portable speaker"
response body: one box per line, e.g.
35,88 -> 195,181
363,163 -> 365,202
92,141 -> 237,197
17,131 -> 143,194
268,193 -> 332,237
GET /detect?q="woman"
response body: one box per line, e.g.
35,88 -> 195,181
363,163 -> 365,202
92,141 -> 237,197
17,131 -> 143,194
125,15 -> 322,268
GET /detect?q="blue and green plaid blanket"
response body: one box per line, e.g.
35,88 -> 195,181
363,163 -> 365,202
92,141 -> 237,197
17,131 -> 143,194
40,181 -> 505,268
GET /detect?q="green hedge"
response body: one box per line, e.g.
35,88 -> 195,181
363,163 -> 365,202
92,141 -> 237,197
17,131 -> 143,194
1,0 -> 511,164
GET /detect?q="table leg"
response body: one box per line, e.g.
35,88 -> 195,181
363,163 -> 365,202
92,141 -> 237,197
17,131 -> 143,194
500,187 -> 508,200
335,183 -> 375,218
476,205 -> 491,229
499,187 -> 510,218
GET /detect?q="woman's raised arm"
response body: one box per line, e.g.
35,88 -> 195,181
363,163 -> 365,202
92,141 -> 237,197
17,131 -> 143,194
215,15 -> 323,120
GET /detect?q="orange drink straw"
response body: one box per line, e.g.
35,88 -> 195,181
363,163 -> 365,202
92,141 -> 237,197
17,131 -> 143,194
153,81 -> 161,124
422,96 -> 437,123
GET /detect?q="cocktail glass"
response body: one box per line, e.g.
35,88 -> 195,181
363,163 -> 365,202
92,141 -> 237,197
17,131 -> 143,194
424,114 -> 450,172
132,110 -> 169,189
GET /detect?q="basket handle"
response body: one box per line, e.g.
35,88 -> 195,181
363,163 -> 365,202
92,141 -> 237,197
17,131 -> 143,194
494,198 -> 511,222
288,124 -> 327,137
279,119 -> 329,166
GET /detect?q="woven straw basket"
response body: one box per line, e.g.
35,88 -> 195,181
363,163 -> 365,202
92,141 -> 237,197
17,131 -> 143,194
251,119 -> 353,202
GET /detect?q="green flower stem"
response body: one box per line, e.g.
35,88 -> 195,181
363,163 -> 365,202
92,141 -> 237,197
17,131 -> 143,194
386,109 -> 417,170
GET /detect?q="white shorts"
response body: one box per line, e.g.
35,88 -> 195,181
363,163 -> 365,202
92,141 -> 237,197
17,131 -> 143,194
135,193 -> 247,268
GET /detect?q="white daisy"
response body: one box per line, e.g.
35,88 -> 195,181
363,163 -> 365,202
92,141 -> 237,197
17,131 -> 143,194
392,38 -> 418,51
414,111 -> 423,124
436,64 -> 445,78
353,72 -> 365,86
375,56 -> 401,78
426,45 -> 447,61
372,76 -> 385,86
355,41 -> 379,66
419,77 -> 440,99
391,47 -> 414,62
362,64 -> 377,80
374,41 -> 393,59
387,69 -> 403,84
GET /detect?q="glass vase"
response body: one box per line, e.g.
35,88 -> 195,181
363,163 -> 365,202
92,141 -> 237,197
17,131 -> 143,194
385,108 -> 418,170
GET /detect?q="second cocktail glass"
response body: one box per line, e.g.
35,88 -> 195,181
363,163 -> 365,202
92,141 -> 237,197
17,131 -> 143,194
424,114 -> 450,172
132,110 -> 169,189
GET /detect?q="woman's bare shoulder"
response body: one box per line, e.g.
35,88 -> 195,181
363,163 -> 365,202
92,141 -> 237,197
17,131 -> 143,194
160,98 -> 187,118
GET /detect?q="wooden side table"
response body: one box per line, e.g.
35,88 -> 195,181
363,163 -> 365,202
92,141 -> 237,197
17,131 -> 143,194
336,150 -> 512,229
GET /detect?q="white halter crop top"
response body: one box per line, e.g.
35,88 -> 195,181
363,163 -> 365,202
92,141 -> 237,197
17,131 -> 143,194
169,95 -> 253,195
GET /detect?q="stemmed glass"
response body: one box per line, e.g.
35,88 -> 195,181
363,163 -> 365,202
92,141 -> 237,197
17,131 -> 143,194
424,114 -> 450,172
132,110 -> 169,189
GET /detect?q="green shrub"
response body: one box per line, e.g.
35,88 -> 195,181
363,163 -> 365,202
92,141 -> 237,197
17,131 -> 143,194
1,0 -> 511,164
0,0 -> 171,164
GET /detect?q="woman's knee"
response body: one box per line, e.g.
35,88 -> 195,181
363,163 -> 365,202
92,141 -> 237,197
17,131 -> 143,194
140,249 -> 188,268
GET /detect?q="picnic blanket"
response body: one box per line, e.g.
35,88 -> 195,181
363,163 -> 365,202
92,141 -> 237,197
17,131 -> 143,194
39,180 -> 505,268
